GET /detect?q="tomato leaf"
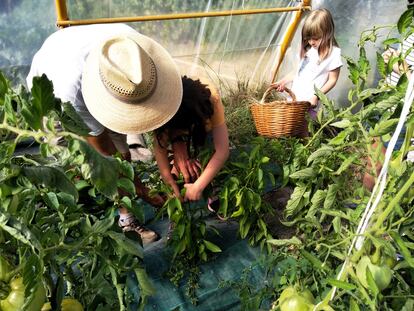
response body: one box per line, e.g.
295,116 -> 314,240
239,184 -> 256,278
59,102 -> 91,135
22,166 -> 78,200
327,278 -> 356,290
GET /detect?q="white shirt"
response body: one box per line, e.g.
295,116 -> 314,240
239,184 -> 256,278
26,23 -> 136,136
291,46 -> 342,102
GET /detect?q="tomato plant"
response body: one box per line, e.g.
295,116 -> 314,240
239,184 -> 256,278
0,73 -> 154,310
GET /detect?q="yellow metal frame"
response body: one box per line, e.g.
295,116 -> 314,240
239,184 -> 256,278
271,0 -> 311,82
54,0 -> 311,82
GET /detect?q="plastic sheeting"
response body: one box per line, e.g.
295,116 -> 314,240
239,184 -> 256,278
0,0 -> 408,96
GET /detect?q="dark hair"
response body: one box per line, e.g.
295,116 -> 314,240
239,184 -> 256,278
155,76 -> 214,157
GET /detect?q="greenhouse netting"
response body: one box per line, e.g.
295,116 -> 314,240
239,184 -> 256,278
0,0 -> 406,102
0,1 -> 413,311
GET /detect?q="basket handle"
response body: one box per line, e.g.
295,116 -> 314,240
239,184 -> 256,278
260,85 -> 296,104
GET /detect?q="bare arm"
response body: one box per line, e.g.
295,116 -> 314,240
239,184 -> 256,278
85,129 -> 118,156
309,67 -> 341,107
184,123 -> 229,201
272,71 -> 296,92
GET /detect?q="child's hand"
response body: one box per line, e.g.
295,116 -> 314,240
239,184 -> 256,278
183,183 -> 203,201
309,95 -> 319,107
271,81 -> 287,92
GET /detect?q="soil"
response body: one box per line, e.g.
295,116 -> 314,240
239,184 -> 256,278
263,187 -> 297,239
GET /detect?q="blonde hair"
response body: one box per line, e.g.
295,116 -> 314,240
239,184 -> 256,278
300,8 -> 338,61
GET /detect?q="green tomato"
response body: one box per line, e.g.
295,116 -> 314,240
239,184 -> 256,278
279,286 -> 315,304
356,256 -> 392,291
280,294 -> 313,311
301,289 -> 315,304
382,255 -> 397,269
0,277 -> 46,311
41,298 -> 84,311
279,286 -> 297,304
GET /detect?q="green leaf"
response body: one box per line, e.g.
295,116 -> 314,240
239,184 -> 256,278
119,161 -> 135,181
3,94 -> 17,123
0,213 -> 42,250
329,129 -> 349,145
397,8 -> 414,34
107,231 -> 143,258
323,184 -> 339,210
382,38 -> 401,46
289,167 -> 315,179
307,146 -> 334,165
59,102 -> 91,135
117,177 -> 136,196
330,119 -> 351,129
376,51 -> 387,78
91,216 -> 114,234
31,74 -> 56,115
285,185 -> 307,218
307,189 -> 327,217
300,249 -> 327,271
369,118 -> 399,136
315,87 -> 334,113
135,267 -> 156,298
44,192 -> 59,210
0,71 -> 9,99
349,298 -> 361,311
120,196 -> 132,209
390,231 -> 414,268
22,166 -> 78,200
326,278 -> 356,290
267,236 -> 302,246
74,140 -> 119,198
335,154 -> 358,175
203,240 -> 222,253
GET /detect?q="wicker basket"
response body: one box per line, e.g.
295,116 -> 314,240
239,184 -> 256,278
250,85 -> 310,138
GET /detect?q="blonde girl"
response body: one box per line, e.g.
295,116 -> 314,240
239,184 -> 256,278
274,8 -> 342,119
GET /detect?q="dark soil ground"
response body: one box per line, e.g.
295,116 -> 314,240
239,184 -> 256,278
263,187 -> 296,239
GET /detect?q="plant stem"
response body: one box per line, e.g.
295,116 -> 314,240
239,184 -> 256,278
372,170 -> 414,231
305,101 -> 361,148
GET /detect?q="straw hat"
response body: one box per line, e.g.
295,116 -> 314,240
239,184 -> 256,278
82,33 -> 182,134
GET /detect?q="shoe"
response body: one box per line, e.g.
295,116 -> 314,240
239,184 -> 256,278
118,216 -> 160,245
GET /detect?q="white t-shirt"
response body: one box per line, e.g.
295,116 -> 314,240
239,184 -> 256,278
26,23 -> 136,136
291,46 -> 342,103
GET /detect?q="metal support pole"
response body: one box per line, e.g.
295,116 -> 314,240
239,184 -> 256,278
55,6 -> 311,27
270,0 -> 312,83
55,0 -> 69,28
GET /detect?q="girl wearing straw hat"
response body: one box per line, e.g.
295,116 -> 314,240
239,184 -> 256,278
27,23 -> 183,244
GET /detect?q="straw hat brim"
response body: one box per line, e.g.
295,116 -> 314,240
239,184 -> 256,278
82,32 -> 183,134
